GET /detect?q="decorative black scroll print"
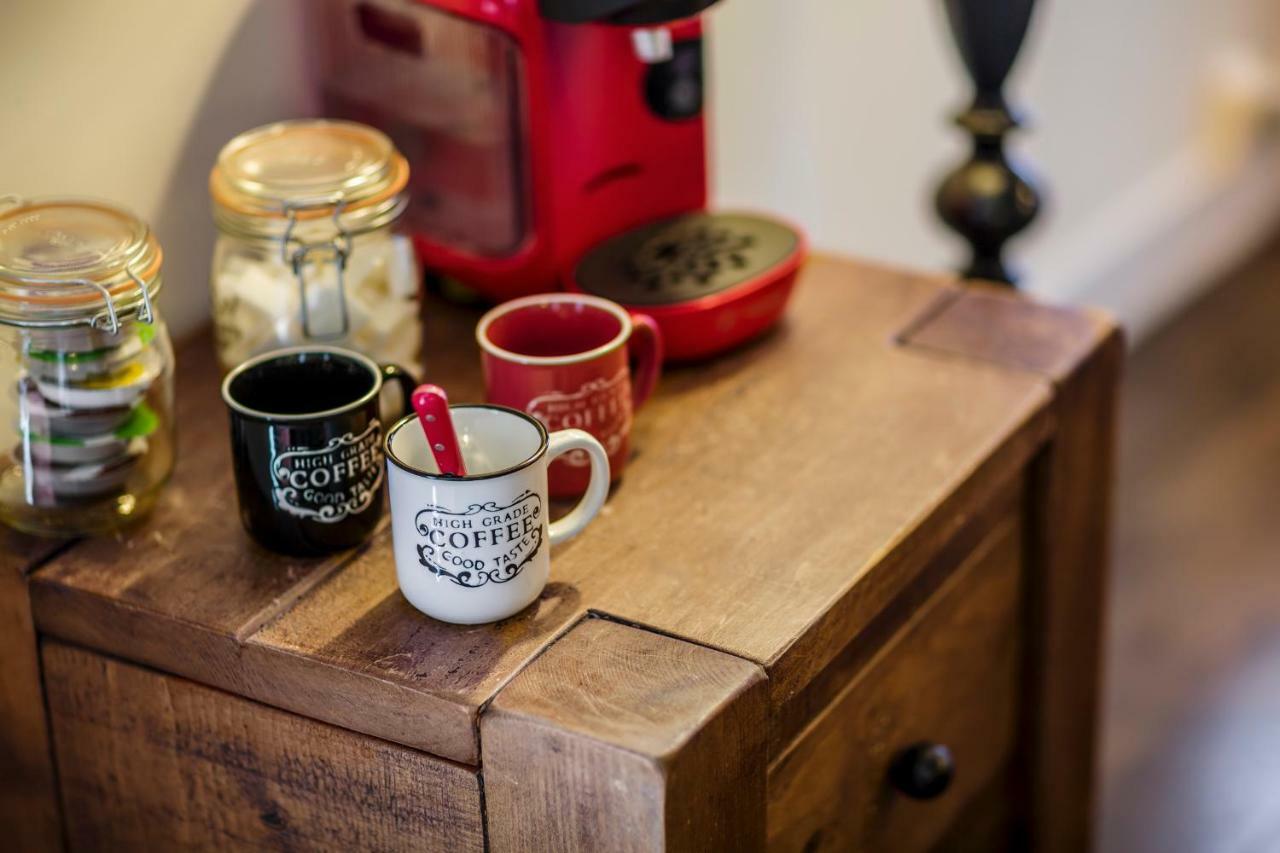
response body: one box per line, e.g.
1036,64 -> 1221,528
414,490 -> 545,588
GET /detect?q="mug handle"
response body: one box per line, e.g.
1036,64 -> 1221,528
628,313 -> 663,409
546,429 -> 611,546
380,363 -> 418,418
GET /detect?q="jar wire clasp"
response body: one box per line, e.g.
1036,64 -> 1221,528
280,201 -> 353,342
81,265 -> 153,335
127,268 -> 155,325
82,279 -> 121,334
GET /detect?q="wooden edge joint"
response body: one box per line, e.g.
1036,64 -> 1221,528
896,282 -> 1124,386
479,615 -> 768,852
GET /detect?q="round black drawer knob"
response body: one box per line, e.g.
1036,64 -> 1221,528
889,741 -> 955,800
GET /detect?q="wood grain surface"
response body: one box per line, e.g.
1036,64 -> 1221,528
31,256 -> 1068,768
188,258 -> 1051,762
28,332 -> 363,740
0,530 -> 66,852
767,475 -> 1022,758
242,544 -> 582,764
904,282 -> 1121,851
1021,333 -> 1123,853
767,512 -> 1024,852
10,255 -> 1120,849
903,285 -> 1113,379
482,617 -> 768,852
547,261 -> 1048,683
43,641 -> 484,852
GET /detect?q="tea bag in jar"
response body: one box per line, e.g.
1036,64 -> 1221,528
0,198 -> 176,536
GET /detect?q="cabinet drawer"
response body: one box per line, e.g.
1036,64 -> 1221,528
42,642 -> 485,852
767,512 -> 1023,852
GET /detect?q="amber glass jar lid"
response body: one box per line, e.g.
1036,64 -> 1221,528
210,119 -> 409,222
0,198 -> 162,329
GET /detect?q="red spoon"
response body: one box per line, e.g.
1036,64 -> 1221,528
411,384 -> 467,477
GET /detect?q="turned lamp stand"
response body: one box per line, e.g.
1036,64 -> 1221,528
936,0 -> 1042,286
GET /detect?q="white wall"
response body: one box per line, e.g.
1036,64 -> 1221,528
4,0 -> 1280,340
0,0 -> 318,338
710,0 -> 1280,335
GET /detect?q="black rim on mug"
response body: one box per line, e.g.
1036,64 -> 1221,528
221,344 -> 385,422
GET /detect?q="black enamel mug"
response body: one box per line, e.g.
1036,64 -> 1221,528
221,346 -> 415,556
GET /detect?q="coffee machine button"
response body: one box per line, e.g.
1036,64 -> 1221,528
631,26 -> 674,63
645,39 -> 704,121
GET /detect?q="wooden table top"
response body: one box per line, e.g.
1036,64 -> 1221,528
24,255 -> 1107,766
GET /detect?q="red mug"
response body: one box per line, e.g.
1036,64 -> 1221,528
476,293 -> 662,498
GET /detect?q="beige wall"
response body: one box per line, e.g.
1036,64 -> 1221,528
4,0 -> 1280,339
1,0 -> 317,337
711,0 -> 1280,332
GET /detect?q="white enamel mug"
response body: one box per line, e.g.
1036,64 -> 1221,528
385,404 -> 609,624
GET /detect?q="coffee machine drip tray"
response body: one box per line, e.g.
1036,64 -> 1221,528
576,212 -> 799,306
571,211 -> 807,362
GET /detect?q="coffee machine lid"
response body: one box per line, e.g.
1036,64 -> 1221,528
538,0 -> 720,25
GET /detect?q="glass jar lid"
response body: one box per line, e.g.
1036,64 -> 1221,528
0,198 -> 162,330
210,119 -> 410,223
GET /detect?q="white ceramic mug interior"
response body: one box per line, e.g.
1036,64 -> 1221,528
385,404 -> 609,624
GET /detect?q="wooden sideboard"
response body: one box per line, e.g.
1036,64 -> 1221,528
0,255 -> 1120,852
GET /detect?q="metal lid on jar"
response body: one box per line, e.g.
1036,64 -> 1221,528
210,119 -> 410,223
0,198 -> 162,331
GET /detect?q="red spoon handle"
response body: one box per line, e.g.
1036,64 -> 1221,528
411,384 -> 468,477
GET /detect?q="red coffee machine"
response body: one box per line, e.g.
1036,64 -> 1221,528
317,0 -> 714,298
316,0 -> 806,359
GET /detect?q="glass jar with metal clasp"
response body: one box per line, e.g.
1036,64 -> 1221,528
0,197 -> 176,536
209,119 -> 422,372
